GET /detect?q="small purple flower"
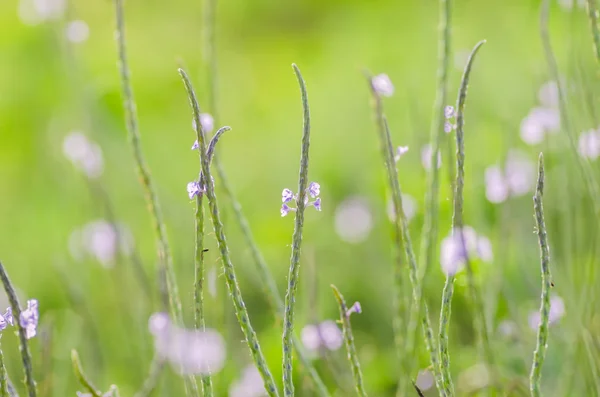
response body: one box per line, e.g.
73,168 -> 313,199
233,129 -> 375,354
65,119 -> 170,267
191,140 -> 199,150
282,188 -> 294,203
444,105 -> 455,119
187,181 -> 202,200
281,203 -> 292,217
444,121 -> 454,134
313,197 -> 321,211
4,307 -> 13,326
394,146 -> 409,162
346,301 -> 362,317
371,74 -> 394,97
308,182 -> 320,198
19,299 -> 38,339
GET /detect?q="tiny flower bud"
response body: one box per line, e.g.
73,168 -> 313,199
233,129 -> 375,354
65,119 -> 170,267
371,74 -> 394,97
281,203 -> 291,217
444,121 -> 454,133
444,105 -> 455,119
346,301 -> 362,317
282,188 -> 294,203
187,181 -> 202,200
394,146 -> 409,161
308,182 -> 320,198
313,197 -> 322,211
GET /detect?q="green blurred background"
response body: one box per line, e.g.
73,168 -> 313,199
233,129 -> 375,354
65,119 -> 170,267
1,0 -> 600,395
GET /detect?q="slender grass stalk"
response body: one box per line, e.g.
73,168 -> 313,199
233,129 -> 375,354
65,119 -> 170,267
586,0 -> 600,64
71,350 -> 102,397
330,285 -> 367,397
179,68 -> 280,397
113,3 -> 197,394
0,262 -> 36,397
0,348 -> 8,397
367,77 -> 423,393
282,63 -> 313,397
112,0 -> 184,323
406,0 -> 452,392
133,356 -> 165,397
438,40 -> 486,397
529,153 -> 552,397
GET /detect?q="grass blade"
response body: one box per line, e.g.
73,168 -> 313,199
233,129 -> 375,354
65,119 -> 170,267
71,350 -> 102,397
330,285 -> 367,397
529,153 -> 552,397
586,0 -> 600,65
438,39 -> 486,397
0,262 -> 36,397
179,68 -> 280,397
133,356 -> 165,397
282,63 -> 313,397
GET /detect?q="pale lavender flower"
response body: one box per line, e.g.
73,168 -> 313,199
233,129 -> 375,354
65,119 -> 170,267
280,183 -> 321,215
300,320 -> 343,353
394,146 -> 409,162
520,115 -> 546,145
282,188 -> 294,203
484,165 -> 509,204
148,312 -> 226,376
528,295 -> 565,330
505,150 -> 535,196
387,194 -> 418,223
444,105 -> 455,119
229,365 -> 267,397
66,20 -> 89,43
187,181 -> 202,200
440,227 -> 493,275
415,369 -> 434,391
520,107 -> 560,145
346,302 -> 362,317
69,221 -> 132,266
4,307 -> 13,326
308,182 -> 320,198
371,74 -> 394,97
538,80 -> 559,109
334,197 -> 372,244
191,113 -> 216,149
421,144 -> 442,170
444,121 -> 454,134
20,299 -> 38,339
18,0 -> 66,25
577,129 -> 600,160
62,132 -> 104,178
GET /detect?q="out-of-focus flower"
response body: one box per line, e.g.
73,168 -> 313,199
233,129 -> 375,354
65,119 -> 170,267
300,320 -> 343,353
191,113 -> 216,149
440,226 -> 493,275
415,369 -> 434,391
346,302 -> 362,317
20,299 -> 39,339
528,295 -> 565,330
66,20 -> 89,43
558,0 -> 585,10
421,144 -> 442,170
229,365 -> 266,397
444,105 -> 456,119
280,183 -> 321,217
484,150 -> 535,203
149,312 -> 226,376
334,197 -> 372,244
387,194 -> 418,223
520,107 -> 560,145
0,307 -> 13,331
371,74 -> 394,97
69,220 -> 133,267
394,146 -> 409,162
578,129 -> 600,160
18,0 -> 66,25
62,132 -> 104,178
497,319 -> 518,339
187,181 -> 203,200
458,363 -> 490,392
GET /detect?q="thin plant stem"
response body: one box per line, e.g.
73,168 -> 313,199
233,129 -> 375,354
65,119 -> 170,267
330,285 -> 367,397
438,40 -> 486,397
133,356 -> 165,397
408,0 -> 452,392
529,153 -> 552,397
179,68 -> 280,397
0,262 -> 36,397
113,3 -> 196,394
112,0 -> 185,324
0,347 -> 8,397
586,0 -> 600,64
71,350 -> 102,397
282,63 -> 313,397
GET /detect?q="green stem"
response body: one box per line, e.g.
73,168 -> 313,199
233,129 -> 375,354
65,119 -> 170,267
586,0 -> 600,64
0,347 -> 8,397
0,263 -> 36,397
282,64 -> 312,397
330,285 -> 367,397
179,68 -> 280,397
133,356 -> 165,397
438,40 -> 486,397
529,154 -> 552,397
71,350 -> 101,397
